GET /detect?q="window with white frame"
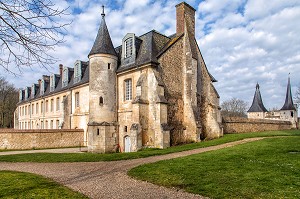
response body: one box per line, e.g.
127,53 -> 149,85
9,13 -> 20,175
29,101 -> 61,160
124,38 -> 133,58
41,101 -> 44,113
125,79 -> 132,101
46,100 -> 49,112
31,84 -> 35,98
25,88 -> 29,100
56,97 -> 60,111
40,79 -> 45,95
19,90 -> 23,101
62,68 -> 68,88
74,61 -> 82,84
75,92 -> 80,107
36,103 -> 39,114
50,75 -> 55,92
50,99 -> 54,112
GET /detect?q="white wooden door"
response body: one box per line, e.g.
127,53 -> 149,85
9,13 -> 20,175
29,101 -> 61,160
124,136 -> 131,152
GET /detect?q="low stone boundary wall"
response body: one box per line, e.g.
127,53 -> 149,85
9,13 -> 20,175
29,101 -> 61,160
0,129 -> 84,150
223,117 -> 292,134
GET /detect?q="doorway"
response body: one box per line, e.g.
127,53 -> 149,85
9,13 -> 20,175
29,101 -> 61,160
124,136 -> 131,152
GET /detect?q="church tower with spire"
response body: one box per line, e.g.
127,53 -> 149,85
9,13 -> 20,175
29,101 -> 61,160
247,83 -> 268,119
87,6 -> 118,152
279,76 -> 298,128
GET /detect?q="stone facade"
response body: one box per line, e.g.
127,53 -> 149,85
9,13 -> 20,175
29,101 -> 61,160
223,117 -> 292,134
0,129 -> 84,150
15,2 -> 222,153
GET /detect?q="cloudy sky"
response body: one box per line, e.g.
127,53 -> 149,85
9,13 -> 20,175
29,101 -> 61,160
1,0 -> 300,112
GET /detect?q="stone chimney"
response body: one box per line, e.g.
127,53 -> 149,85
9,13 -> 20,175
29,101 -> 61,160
59,64 -> 63,76
38,79 -> 41,87
176,2 -> 196,38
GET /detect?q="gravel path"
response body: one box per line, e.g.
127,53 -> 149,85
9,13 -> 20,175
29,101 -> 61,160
0,137 -> 264,199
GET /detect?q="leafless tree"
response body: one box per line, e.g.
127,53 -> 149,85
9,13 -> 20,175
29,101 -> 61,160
221,97 -> 248,118
0,76 -> 18,128
0,0 -> 70,74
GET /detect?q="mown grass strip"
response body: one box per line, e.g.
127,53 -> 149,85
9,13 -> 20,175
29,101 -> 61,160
0,171 -> 87,198
0,130 -> 299,162
128,136 -> 300,199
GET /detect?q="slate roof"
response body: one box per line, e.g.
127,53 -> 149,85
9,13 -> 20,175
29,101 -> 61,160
88,15 -> 117,57
248,83 -> 268,112
117,30 -> 171,73
18,61 -> 89,105
280,77 -> 296,111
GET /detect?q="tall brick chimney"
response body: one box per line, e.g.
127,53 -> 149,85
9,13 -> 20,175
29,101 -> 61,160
176,2 -> 196,37
59,64 -> 63,76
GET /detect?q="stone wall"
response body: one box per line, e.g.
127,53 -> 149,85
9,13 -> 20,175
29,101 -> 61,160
223,117 -> 292,134
0,129 -> 84,150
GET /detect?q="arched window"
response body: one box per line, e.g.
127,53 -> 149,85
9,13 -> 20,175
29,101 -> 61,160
291,111 -> 294,117
99,96 -> 104,105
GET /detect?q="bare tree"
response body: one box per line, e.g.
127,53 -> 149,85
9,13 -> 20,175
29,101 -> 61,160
0,76 -> 18,128
221,98 -> 248,118
0,0 -> 70,74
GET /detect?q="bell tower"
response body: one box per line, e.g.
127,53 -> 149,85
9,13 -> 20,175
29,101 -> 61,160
88,6 -> 118,153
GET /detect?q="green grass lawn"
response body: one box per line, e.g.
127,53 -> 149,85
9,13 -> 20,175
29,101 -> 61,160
0,130 -> 299,162
128,136 -> 300,199
0,171 -> 87,199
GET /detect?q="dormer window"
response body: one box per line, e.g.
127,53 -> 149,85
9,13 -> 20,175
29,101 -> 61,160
125,38 -> 133,58
40,79 -> 45,95
31,84 -> 35,98
74,60 -> 82,84
25,88 -> 29,100
19,90 -> 23,101
121,33 -> 136,66
50,74 -> 55,92
62,67 -> 68,88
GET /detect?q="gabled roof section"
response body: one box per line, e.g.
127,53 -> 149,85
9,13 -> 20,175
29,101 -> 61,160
248,83 -> 268,112
88,12 -> 116,57
117,30 -> 170,73
280,77 -> 296,111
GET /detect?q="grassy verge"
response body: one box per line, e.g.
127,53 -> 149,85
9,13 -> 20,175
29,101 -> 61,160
0,130 -> 299,162
128,137 -> 300,198
0,171 -> 87,198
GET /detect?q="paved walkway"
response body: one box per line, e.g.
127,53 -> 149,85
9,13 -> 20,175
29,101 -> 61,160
0,137 -> 265,199
0,147 -> 88,156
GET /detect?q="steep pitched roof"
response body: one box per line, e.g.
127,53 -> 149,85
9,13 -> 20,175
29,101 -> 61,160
88,13 -> 116,57
248,83 -> 268,112
116,30 -> 170,73
280,77 -> 296,111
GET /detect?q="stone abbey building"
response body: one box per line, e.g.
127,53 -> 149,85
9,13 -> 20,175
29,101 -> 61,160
15,2 -> 222,153
247,77 -> 298,128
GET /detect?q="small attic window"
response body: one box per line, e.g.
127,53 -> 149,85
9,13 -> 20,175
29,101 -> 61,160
31,84 -> 35,98
62,68 -> 68,88
19,90 -> 23,101
40,79 -> 45,95
124,37 -> 133,58
50,75 -> 55,92
74,61 -> 82,84
25,88 -> 29,100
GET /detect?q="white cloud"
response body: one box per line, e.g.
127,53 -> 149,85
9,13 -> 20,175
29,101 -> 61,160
1,0 -> 299,114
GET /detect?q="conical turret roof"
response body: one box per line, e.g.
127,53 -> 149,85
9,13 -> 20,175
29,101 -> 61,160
88,8 -> 116,57
248,83 -> 268,112
280,77 -> 296,111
